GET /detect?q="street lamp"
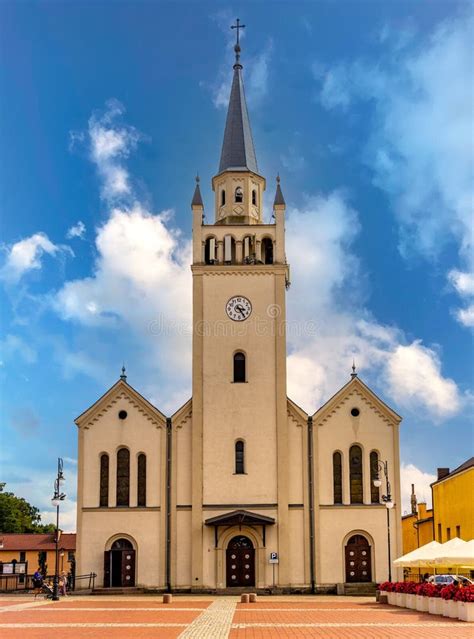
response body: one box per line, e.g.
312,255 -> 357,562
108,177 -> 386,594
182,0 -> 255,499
373,460 -> 393,582
51,458 -> 66,601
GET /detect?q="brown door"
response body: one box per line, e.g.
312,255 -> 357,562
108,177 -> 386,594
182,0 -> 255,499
103,550 -> 111,587
121,549 -> 135,587
226,536 -> 255,587
345,534 -> 371,582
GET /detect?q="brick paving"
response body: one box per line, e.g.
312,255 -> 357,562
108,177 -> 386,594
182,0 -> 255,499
0,595 -> 471,638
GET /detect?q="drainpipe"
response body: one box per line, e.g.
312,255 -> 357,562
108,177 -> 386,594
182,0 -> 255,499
166,417 -> 172,592
307,416 -> 316,593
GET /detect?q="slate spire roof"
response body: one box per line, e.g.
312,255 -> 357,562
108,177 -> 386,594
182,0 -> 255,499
218,46 -> 259,175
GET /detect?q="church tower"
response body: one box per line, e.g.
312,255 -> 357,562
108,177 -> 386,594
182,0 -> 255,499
190,26 -> 291,589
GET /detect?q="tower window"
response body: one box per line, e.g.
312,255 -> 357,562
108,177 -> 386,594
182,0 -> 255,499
252,189 -> 257,206
333,451 -> 342,504
204,237 -> 216,264
99,453 -> 109,507
235,187 -> 243,203
221,190 -> 226,206
235,440 -> 245,474
233,352 -> 246,383
349,444 -> 363,504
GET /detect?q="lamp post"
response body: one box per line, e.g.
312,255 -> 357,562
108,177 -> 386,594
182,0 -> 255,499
51,458 -> 66,601
373,460 -> 394,582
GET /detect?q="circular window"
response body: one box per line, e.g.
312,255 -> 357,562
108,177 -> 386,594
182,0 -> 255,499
118,410 -> 128,420
351,407 -> 360,417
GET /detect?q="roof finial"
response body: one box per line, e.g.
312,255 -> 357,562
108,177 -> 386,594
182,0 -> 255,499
120,365 -> 127,381
351,359 -> 357,378
195,173 -> 200,184
231,18 -> 245,68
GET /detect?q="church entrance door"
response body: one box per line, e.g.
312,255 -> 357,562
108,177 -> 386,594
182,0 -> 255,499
104,538 -> 135,587
226,535 -> 255,587
345,534 -> 371,582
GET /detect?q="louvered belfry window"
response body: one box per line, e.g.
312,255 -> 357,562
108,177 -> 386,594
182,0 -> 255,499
116,448 -> 130,507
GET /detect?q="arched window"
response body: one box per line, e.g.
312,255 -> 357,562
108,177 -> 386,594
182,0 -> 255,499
233,352 -> 246,383
262,238 -> 274,264
252,189 -> 257,206
221,189 -> 226,206
333,451 -> 342,504
235,187 -> 243,203
370,451 -> 380,503
349,444 -> 363,504
137,453 -> 146,507
116,448 -> 130,507
99,453 -> 109,507
235,440 -> 245,474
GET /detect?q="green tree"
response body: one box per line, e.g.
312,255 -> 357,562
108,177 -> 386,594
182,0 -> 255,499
0,483 -> 56,533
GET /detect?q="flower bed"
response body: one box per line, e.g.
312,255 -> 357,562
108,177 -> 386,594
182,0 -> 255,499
455,585 -> 474,622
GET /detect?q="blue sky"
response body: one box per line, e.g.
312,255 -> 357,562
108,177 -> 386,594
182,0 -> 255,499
0,1 -> 472,530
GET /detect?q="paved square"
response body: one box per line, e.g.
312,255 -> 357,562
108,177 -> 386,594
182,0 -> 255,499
0,595 -> 471,638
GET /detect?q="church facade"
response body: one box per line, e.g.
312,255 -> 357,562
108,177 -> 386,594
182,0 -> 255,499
75,37 -> 402,593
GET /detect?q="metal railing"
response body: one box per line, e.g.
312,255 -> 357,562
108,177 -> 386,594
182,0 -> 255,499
0,572 -> 97,593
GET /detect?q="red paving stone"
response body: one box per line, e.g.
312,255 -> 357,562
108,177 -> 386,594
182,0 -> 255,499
50,599 -> 212,608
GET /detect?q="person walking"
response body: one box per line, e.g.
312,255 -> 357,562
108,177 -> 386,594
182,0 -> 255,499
59,571 -> 68,596
32,570 -> 43,598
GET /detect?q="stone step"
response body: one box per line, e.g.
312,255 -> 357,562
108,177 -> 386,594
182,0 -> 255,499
92,587 -> 145,595
343,582 -> 377,596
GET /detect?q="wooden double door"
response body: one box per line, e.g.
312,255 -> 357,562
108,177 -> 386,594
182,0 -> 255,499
226,536 -> 255,587
104,539 -> 135,587
345,534 -> 372,582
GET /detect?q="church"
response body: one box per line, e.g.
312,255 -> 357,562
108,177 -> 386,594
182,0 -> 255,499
74,30 -> 403,593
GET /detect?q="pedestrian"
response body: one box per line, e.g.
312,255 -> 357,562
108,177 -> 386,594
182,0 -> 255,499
59,571 -> 68,596
32,569 -> 43,598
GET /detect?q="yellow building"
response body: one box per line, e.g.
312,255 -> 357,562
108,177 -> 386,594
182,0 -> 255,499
402,498 -> 434,555
432,457 -> 474,543
0,533 -> 75,581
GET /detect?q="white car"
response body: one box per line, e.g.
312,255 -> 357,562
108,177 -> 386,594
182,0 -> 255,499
428,575 -> 473,586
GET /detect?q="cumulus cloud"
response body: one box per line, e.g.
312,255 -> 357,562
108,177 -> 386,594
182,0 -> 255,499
316,13 -> 473,326
285,193 -> 463,420
0,233 -> 72,284
66,221 -> 86,240
400,462 -> 436,513
448,269 -> 474,327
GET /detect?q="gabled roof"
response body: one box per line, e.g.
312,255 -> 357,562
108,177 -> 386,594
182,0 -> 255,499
205,509 -> 275,527
431,456 -> 474,486
171,397 -> 192,429
0,533 -> 76,551
312,375 -> 401,426
75,378 -> 167,429
287,397 -> 308,425
218,64 -> 258,174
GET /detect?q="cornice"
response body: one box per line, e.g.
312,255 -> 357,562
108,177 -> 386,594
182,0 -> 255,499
192,264 -> 288,276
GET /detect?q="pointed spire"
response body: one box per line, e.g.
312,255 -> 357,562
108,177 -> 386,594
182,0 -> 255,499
274,174 -> 286,206
191,174 -> 203,207
218,21 -> 258,175
120,365 -> 127,381
351,359 -> 357,379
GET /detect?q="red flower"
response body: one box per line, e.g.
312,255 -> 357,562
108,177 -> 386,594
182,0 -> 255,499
440,584 -> 458,600
454,585 -> 474,602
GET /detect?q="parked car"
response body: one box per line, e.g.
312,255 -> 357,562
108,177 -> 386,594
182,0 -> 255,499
428,574 -> 474,586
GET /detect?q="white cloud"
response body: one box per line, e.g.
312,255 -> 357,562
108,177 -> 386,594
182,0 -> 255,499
0,334 -> 37,364
285,193 -> 463,420
448,270 -> 474,327
400,462 -> 436,513
66,221 -> 86,240
0,233 -> 72,284
316,13 -> 473,326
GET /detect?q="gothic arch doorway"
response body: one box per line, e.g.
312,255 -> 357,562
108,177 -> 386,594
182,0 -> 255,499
226,535 -> 255,587
345,534 -> 372,582
104,538 -> 136,587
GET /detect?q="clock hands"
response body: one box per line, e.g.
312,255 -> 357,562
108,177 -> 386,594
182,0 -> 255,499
235,304 -> 246,318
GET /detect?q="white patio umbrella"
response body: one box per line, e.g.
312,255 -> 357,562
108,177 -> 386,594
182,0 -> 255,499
434,538 -> 474,567
393,540 -> 442,567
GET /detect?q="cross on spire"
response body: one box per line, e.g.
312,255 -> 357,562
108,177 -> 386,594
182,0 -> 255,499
231,18 -> 245,46
231,18 -> 245,67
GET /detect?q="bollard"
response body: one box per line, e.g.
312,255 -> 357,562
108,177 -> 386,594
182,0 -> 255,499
241,594 -> 250,603
249,593 -> 257,603
163,594 -> 173,604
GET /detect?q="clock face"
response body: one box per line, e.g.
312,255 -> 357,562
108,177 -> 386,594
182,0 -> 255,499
226,296 -> 252,321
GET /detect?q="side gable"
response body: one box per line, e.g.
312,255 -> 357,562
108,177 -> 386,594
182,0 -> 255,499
75,379 -> 167,430
312,376 -> 402,428
287,397 -> 308,427
172,398 -> 192,429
